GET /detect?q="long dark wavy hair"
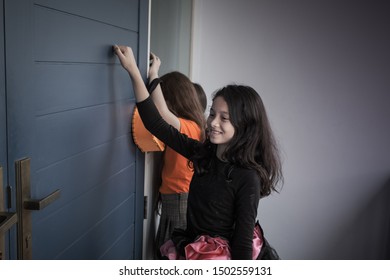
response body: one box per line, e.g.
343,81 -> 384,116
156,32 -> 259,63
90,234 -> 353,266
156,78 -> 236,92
191,84 -> 283,197
160,71 -> 206,140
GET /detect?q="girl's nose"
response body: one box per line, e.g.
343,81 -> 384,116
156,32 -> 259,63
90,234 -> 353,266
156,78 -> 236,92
209,117 -> 219,128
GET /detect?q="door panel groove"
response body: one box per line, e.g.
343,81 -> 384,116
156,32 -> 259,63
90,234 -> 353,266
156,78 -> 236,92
35,98 -> 133,118
34,3 -> 139,32
34,0 -> 139,31
34,5 -> 138,64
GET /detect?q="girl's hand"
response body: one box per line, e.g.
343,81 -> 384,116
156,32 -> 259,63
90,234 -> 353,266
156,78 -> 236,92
113,45 -> 138,74
149,52 -> 161,79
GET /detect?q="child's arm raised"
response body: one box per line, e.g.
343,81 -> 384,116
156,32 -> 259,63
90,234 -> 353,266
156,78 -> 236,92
113,45 -> 149,103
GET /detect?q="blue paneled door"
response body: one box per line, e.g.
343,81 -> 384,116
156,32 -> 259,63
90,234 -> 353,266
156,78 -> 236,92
1,0 -> 148,259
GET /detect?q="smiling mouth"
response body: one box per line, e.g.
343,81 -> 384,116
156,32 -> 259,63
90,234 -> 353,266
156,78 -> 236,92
209,130 -> 222,135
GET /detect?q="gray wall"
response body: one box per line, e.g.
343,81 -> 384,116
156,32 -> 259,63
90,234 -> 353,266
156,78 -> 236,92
191,0 -> 390,259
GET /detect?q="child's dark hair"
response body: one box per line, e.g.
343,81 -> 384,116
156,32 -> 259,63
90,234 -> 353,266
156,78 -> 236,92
193,82 -> 207,112
160,71 -> 206,140
192,84 -> 283,197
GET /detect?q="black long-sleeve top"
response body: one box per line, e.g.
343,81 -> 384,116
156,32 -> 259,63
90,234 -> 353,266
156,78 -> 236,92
137,97 -> 261,259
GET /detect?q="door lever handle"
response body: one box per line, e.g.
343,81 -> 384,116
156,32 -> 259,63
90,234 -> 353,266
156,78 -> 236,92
23,189 -> 61,211
15,157 -> 62,259
0,212 -> 18,234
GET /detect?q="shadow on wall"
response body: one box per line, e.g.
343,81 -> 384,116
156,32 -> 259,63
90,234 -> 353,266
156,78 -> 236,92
326,178 -> 390,260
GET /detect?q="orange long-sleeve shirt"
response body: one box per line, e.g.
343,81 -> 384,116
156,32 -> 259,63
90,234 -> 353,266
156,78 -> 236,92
159,118 -> 201,194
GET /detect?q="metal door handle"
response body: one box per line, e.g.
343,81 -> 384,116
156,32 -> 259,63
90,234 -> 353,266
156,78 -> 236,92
15,158 -> 61,259
0,212 -> 18,234
0,212 -> 17,260
24,189 -> 61,210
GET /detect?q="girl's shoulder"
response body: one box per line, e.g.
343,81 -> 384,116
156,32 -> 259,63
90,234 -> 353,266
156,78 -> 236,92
227,164 -> 261,184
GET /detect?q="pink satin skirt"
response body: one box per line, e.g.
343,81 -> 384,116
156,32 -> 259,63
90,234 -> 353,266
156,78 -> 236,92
160,223 -> 263,260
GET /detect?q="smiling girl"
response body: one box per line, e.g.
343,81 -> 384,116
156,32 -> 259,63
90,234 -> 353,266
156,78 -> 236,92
113,45 -> 283,260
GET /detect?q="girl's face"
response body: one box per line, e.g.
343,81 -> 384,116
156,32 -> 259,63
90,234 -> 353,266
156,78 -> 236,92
207,96 -> 235,148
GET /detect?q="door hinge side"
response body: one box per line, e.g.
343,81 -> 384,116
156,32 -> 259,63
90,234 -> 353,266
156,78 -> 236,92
143,195 -> 148,219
